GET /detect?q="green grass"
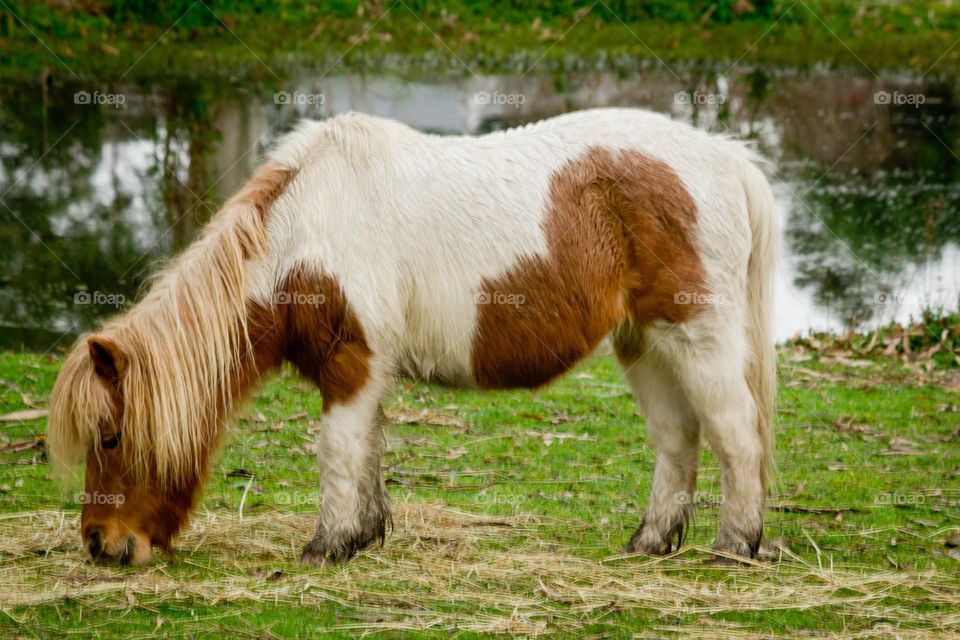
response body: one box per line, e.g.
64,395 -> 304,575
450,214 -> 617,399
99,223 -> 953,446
2,1 -> 960,81
0,347 -> 958,637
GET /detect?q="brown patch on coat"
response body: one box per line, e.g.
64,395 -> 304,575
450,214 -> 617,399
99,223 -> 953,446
471,146 -> 706,389
225,162 -> 298,222
246,267 -> 372,411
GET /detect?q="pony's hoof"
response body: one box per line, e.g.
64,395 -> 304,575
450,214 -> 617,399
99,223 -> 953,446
623,528 -> 675,556
299,537 -> 355,566
299,524 -> 384,565
622,539 -> 672,556
623,520 -> 686,556
711,527 -> 762,564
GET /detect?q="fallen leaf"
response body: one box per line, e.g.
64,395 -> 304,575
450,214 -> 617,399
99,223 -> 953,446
878,436 -> 926,456
818,355 -> 872,368
386,409 -> 468,429
445,446 -> 468,460
522,431 -> 594,446
0,409 -> 48,422
2,437 -> 44,454
517,412 -> 545,421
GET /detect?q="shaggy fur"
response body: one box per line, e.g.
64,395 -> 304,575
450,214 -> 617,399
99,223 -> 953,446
48,108 -> 778,565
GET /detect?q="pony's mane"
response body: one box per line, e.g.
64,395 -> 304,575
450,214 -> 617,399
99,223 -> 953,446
49,160 -> 297,489
267,112 -> 411,169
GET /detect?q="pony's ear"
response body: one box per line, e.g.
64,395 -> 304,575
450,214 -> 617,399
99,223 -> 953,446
87,336 -> 126,386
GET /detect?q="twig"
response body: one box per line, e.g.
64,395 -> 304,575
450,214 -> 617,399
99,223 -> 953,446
238,475 -> 254,522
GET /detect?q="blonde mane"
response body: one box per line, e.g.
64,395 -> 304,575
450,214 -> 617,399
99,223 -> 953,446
48,162 -> 297,490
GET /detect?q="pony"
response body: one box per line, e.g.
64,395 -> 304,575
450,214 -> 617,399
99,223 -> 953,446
48,108 -> 778,565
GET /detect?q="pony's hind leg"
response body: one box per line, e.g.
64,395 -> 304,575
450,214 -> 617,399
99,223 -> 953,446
665,327 -> 766,560
299,367 -> 392,565
615,331 -> 701,555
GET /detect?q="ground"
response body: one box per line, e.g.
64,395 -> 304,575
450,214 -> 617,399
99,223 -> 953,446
0,342 -> 958,637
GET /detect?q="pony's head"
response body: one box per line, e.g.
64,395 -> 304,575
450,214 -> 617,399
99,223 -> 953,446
48,332 -> 207,564
47,161 -> 297,565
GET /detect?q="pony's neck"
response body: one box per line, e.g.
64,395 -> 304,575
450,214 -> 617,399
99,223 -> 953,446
108,162 -> 297,489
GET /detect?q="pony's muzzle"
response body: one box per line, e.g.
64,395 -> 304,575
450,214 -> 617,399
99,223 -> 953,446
85,528 -> 150,565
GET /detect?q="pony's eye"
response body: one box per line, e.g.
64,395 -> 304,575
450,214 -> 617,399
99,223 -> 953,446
101,433 -> 122,450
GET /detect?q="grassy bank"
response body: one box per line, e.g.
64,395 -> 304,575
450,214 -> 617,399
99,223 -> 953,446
0,336 -> 958,637
2,1 -> 960,81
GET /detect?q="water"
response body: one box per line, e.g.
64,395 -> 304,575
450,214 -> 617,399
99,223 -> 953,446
1,68 -> 958,351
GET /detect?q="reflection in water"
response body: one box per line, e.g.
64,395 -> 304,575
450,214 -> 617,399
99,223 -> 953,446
0,69 -> 958,349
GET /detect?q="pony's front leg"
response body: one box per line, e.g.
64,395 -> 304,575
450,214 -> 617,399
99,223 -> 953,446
300,375 -> 391,565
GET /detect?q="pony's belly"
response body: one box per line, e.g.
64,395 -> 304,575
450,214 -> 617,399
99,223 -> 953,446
397,349 -> 475,387
396,291 -> 480,387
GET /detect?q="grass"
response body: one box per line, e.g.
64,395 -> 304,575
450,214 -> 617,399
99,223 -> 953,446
0,344 -> 958,637
3,1 -> 960,81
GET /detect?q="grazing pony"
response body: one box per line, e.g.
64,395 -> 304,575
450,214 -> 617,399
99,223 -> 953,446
48,108 -> 777,565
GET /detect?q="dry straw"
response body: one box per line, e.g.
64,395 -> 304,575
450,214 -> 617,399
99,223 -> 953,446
1,502 -> 957,637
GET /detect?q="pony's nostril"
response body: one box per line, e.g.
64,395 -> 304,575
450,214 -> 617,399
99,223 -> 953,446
87,529 -> 104,558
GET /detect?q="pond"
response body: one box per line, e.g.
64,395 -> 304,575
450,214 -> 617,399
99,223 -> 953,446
1,67 -> 958,350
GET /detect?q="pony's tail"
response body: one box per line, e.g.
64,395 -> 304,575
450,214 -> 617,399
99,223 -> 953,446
741,157 -> 778,496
